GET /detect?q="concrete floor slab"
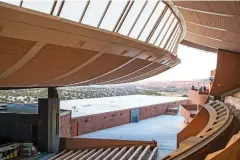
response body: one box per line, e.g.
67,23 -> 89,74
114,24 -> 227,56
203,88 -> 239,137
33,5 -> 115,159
78,114 -> 185,159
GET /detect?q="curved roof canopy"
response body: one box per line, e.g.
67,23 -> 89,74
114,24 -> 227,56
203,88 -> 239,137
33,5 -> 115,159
173,1 -> 240,53
0,0 -> 183,88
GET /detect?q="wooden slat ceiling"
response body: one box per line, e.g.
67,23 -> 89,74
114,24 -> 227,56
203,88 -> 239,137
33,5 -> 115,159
0,2 -> 179,88
173,1 -> 240,53
180,40 -> 217,53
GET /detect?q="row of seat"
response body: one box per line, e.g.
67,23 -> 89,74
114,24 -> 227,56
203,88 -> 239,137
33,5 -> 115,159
205,98 -> 240,160
161,100 -> 231,160
50,145 -> 158,160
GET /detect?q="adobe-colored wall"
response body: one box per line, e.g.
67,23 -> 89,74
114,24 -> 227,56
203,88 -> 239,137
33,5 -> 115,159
139,100 -> 189,120
72,109 -> 131,136
210,50 -> 240,96
179,105 -> 195,124
60,111 -> 71,137
188,89 -> 208,105
71,99 -> 189,136
139,103 -> 168,120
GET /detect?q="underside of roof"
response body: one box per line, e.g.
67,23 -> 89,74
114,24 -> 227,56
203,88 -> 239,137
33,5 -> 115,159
173,1 -> 240,53
180,40 -> 217,53
0,1 -> 181,89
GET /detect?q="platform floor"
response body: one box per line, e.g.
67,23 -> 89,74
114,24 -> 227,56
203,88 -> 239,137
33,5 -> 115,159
78,114 -> 185,159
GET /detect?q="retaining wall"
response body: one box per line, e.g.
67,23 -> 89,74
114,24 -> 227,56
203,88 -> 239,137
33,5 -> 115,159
71,99 -> 189,136
60,111 -> 71,137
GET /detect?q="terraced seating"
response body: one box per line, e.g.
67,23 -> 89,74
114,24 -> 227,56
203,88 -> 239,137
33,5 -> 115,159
161,100 -> 234,160
204,97 -> 240,160
49,145 -> 157,160
205,131 -> 240,160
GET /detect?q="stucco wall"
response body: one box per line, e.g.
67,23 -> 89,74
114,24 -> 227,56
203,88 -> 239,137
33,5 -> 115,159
139,100 -> 188,120
71,109 -> 131,136
179,105 -> 194,124
139,103 -> 168,120
71,99 -> 189,136
188,89 -> 208,105
210,50 -> 240,96
60,111 -> 71,137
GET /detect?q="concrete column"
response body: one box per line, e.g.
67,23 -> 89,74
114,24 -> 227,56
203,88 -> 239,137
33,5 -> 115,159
38,88 -> 60,153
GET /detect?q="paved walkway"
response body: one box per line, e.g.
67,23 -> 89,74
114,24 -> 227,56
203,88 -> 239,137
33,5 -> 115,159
78,114 -> 185,159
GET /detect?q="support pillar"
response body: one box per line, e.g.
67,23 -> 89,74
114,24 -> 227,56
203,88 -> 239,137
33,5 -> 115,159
38,87 -> 60,153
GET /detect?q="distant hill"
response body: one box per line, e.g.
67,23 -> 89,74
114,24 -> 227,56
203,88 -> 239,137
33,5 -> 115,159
88,80 -> 210,90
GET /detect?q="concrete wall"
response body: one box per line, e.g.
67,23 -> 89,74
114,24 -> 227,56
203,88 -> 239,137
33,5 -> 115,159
71,99 -> 189,136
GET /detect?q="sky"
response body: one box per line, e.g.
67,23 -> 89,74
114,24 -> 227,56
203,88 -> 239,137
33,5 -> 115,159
2,0 -> 217,82
143,44 -> 217,81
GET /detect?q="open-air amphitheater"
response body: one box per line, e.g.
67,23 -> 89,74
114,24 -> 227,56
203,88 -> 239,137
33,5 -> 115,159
0,0 -> 240,159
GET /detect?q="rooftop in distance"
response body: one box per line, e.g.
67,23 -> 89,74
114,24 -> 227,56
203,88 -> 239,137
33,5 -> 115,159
0,95 -> 187,117
60,95 -> 187,117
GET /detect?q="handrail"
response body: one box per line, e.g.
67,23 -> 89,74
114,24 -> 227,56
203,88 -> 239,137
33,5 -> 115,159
161,100 -> 232,160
